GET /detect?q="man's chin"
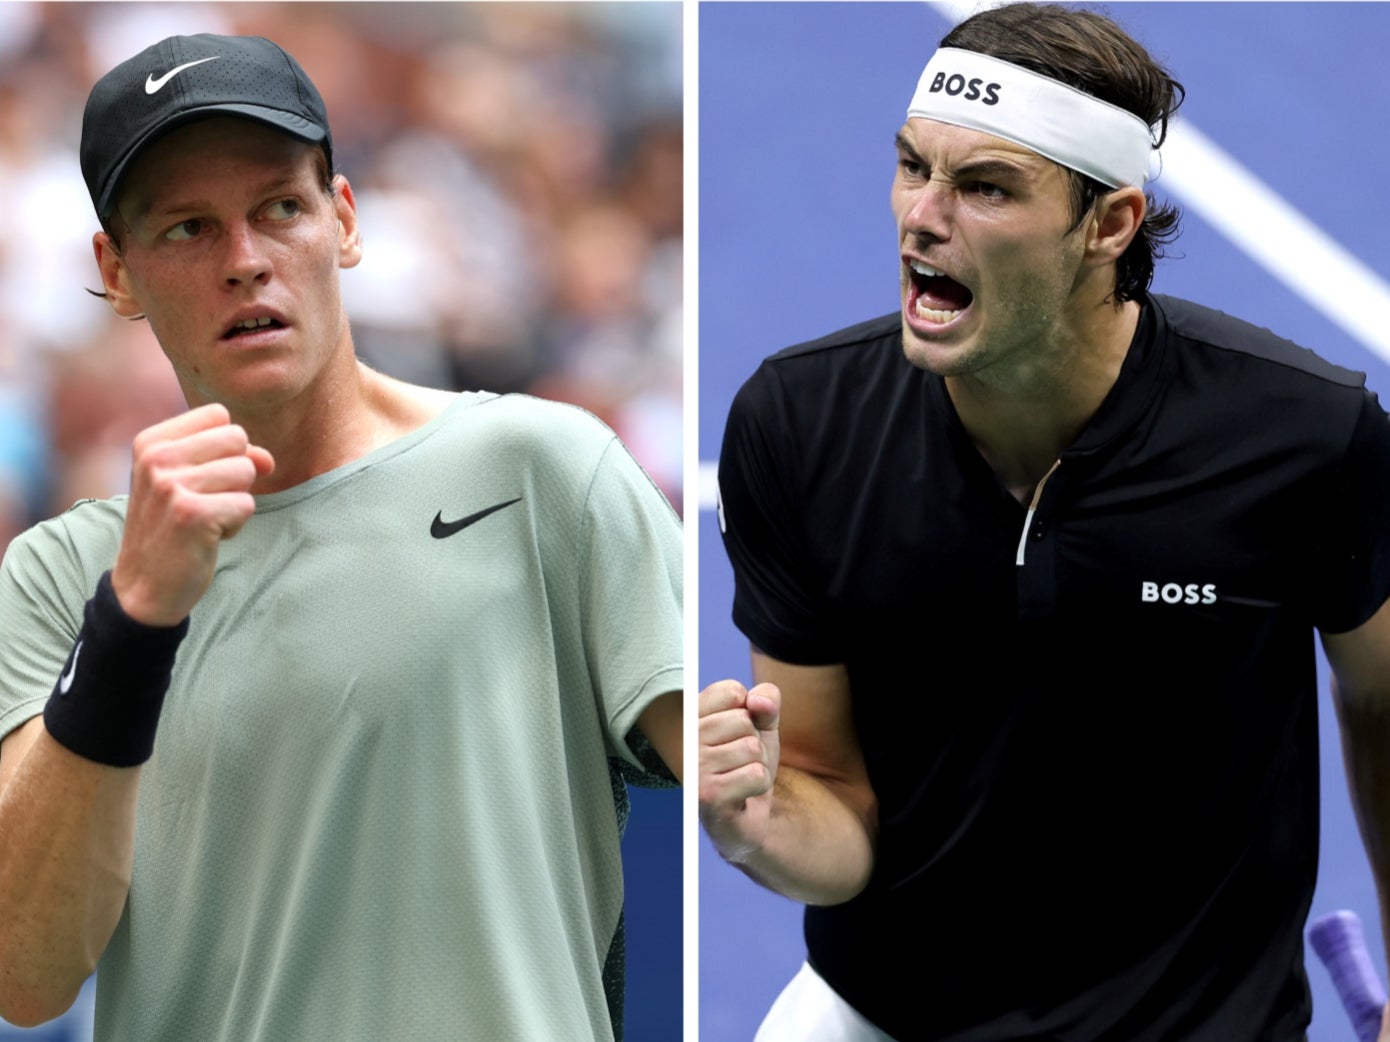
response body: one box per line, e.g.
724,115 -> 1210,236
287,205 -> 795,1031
900,313 -> 977,375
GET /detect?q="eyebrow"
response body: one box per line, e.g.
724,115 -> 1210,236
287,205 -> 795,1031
140,199 -> 212,223
893,131 -> 1038,184
140,176 -> 303,223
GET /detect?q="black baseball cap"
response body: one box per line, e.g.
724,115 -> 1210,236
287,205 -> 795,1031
80,33 -> 333,218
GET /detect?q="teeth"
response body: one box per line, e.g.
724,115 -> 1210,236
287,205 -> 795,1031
914,298 -> 960,323
235,317 -> 274,330
910,260 -> 945,278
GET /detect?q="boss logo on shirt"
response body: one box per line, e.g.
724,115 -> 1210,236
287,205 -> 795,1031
1141,581 -> 1218,605
928,72 -> 1002,106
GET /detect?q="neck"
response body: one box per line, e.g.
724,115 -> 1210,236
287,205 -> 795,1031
240,359 -> 385,495
185,350 -> 438,495
948,294 -> 1140,502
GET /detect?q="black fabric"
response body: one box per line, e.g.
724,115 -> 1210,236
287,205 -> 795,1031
717,295 -> 1390,1041
81,33 -> 332,216
602,909 -> 627,1042
44,570 -> 189,767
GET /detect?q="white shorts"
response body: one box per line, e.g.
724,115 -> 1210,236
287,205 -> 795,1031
753,962 -> 899,1042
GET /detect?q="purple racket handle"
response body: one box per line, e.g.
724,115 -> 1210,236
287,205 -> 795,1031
1310,910 -> 1387,1042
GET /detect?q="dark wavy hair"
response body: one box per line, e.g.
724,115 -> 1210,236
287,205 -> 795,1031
941,3 -> 1185,302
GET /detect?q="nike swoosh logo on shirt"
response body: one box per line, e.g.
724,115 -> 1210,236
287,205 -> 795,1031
145,56 -> 221,95
431,498 -> 523,539
58,641 -> 83,695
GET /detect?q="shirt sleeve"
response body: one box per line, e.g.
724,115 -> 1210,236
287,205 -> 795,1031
578,434 -> 683,786
717,364 -> 841,665
0,514 -> 100,742
1309,388 -> 1390,634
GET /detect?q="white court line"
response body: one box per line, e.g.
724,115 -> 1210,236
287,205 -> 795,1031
696,5 -> 1390,513
1159,119 -> 1390,364
698,460 -> 718,513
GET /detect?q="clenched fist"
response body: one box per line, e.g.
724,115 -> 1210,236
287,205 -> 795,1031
698,679 -> 781,863
111,404 -> 275,627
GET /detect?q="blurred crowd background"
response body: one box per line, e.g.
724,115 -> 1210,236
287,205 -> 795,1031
0,0 -> 684,561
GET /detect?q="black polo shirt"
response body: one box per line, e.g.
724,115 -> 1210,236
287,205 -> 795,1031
717,294 -> 1390,1041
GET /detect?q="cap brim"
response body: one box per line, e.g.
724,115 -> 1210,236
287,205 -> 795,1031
95,102 -> 328,216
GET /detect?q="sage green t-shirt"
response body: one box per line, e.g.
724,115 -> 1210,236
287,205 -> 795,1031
0,392 -> 682,1042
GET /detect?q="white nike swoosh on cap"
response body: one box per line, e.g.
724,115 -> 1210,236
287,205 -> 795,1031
145,56 -> 221,95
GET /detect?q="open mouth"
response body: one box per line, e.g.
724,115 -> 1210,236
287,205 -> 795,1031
907,260 -> 974,324
222,316 -> 287,341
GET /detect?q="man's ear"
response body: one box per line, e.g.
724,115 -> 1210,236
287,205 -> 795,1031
1084,186 -> 1146,267
92,231 -> 145,319
332,175 -> 363,270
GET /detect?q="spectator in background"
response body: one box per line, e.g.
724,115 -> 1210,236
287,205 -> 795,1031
0,6 -> 683,1041
0,21 -> 681,1042
0,0 -> 683,562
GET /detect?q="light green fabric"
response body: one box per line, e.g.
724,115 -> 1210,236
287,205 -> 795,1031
0,392 -> 683,1041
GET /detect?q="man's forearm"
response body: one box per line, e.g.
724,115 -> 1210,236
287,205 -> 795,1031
727,765 -> 877,906
0,722 -> 140,1026
1336,687 -> 1390,961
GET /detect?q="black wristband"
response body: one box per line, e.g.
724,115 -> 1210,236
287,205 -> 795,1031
43,571 -> 189,767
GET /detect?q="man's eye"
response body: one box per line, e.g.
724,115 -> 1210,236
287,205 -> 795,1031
165,219 -> 203,241
976,182 -> 1007,200
266,199 -> 301,220
898,158 -> 923,178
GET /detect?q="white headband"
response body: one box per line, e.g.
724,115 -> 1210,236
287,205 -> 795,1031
906,47 -> 1156,188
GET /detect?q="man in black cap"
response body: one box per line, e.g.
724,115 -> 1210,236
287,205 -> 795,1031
0,34 -> 683,1042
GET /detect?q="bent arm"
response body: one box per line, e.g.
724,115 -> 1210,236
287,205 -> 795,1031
638,690 -> 683,784
0,715 -> 141,1026
713,650 -> 877,906
0,405 -> 268,1025
1324,595 -> 1390,967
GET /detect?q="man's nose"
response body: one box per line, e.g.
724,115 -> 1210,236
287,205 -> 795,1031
222,223 -> 272,287
901,181 -> 953,243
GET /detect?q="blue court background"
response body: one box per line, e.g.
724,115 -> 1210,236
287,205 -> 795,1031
698,3 -> 1390,1040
